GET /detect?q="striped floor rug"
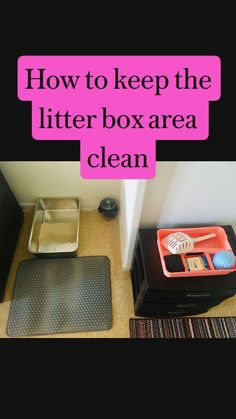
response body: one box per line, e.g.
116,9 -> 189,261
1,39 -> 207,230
129,317 -> 236,338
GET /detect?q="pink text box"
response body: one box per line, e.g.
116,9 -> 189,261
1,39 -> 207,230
18,56 -> 221,178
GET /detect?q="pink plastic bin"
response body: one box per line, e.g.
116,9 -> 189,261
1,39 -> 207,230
157,226 -> 236,278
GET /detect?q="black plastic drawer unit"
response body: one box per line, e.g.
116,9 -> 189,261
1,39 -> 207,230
0,171 -> 24,301
131,226 -> 236,316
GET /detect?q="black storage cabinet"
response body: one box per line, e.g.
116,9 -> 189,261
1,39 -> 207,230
0,171 -> 24,301
131,225 -> 236,316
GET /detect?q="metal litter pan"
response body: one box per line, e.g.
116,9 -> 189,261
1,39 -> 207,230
28,197 -> 80,257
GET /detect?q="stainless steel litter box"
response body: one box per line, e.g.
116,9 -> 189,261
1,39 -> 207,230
28,197 -> 80,257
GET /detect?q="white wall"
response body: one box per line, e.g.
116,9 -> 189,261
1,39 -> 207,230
140,162 -> 236,229
119,180 -> 146,270
1,161 -> 235,270
0,162 -> 121,209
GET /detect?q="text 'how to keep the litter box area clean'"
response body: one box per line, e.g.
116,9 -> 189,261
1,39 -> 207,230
17,56 -> 221,179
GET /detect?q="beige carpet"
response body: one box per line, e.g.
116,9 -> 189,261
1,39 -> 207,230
0,209 -> 235,338
0,209 -> 134,338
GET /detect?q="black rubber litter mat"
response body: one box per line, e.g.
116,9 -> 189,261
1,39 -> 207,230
7,256 -> 112,336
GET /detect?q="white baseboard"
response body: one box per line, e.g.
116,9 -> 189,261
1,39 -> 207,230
81,203 -> 99,210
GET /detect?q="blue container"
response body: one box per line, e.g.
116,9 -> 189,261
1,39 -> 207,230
212,250 -> 235,270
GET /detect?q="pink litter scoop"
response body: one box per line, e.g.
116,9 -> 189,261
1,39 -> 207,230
161,232 -> 216,254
